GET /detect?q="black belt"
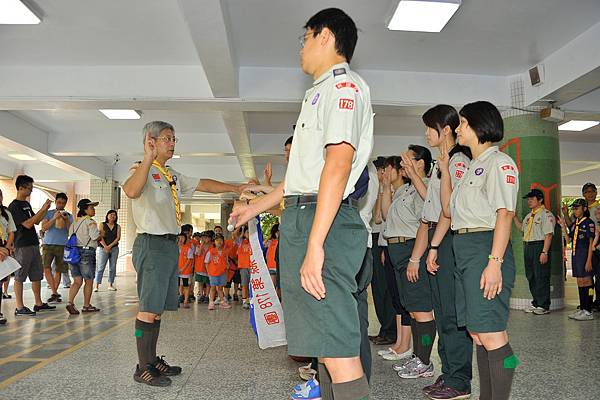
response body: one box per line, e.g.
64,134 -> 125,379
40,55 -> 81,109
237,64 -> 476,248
524,240 -> 545,245
284,195 -> 359,208
141,233 -> 178,242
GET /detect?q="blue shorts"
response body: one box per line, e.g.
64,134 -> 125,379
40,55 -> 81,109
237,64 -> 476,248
70,248 -> 96,280
209,273 -> 227,287
572,251 -> 593,278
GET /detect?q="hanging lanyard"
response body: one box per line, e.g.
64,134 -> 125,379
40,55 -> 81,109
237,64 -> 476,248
524,206 -> 543,241
572,217 -> 588,253
152,161 -> 182,226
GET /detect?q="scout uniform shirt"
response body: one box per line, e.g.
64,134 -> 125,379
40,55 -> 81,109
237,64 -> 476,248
522,206 -> 555,242
587,201 -> 599,225
285,62 -> 374,200
450,146 -> 519,230
129,163 -> 199,235
384,181 -> 428,239
422,153 -> 470,223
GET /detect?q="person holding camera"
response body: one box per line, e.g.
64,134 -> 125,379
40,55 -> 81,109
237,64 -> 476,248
41,192 -> 73,304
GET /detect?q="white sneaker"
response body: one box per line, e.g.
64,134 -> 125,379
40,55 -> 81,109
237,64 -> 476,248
398,359 -> 434,379
382,348 -> 413,361
533,308 -> 550,315
108,285 -> 117,291
93,287 -> 99,293
393,355 -> 417,372
377,347 -> 395,356
523,305 -> 536,313
573,310 -> 594,321
568,309 -> 583,319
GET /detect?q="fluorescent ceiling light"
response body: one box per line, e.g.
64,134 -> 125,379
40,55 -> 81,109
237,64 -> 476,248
388,0 -> 460,32
558,120 -> 599,132
8,153 -> 36,161
99,109 -> 142,120
0,0 -> 41,24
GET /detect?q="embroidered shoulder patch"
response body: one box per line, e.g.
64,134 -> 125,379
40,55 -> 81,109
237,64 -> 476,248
338,98 -> 354,110
333,68 -> 347,77
335,82 -> 359,92
506,175 -> 516,184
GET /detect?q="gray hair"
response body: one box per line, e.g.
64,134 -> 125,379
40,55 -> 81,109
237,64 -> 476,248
142,121 -> 175,143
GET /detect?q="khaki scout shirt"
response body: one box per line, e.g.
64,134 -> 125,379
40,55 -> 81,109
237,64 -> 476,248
384,180 -> 428,239
284,62 -> 374,199
521,206 -> 555,242
130,164 -> 199,235
450,146 -> 519,230
422,152 -> 470,223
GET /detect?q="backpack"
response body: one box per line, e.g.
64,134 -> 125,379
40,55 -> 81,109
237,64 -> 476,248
63,219 -> 91,264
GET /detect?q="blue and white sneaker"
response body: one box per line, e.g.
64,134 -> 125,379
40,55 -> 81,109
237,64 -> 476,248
291,378 -> 321,400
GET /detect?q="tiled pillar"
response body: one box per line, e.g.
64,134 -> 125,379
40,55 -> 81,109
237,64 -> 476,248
502,78 -> 564,310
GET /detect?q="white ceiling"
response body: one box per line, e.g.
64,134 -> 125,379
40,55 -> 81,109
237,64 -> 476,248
225,0 -> 600,75
0,0 -> 200,66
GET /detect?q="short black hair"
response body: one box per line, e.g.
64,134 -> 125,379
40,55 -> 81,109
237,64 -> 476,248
270,223 -> 280,240
214,233 -> 224,241
105,209 -> 118,224
582,182 -> 597,193
181,224 -> 193,233
304,8 -> 358,63
15,175 -> 34,190
56,192 -> 68,202
284,136 -> 293,147
214,225 -> 223,230
384,156 -> 401,171
408,144 -> 433,175
459,101 -> 504,144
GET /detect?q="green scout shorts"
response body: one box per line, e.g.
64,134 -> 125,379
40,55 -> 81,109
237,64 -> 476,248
132,233 -> 179,315
452,231 -> 515,333
388,240 -> 433,312
195,274 -> 210,284
42,244 -> 68,273
280,202 -> 368,358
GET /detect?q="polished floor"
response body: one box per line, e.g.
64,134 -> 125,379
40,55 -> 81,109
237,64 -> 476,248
0,273 -> 598,399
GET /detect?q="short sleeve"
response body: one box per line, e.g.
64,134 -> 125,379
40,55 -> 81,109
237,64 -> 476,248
542,212 -> 555,235
586,221 -> 595,238
449,154 -> 470,188
486,157 -> 518,212
7,211 -> 17,233
322,85 -> 360,150
413,186 -> 426,217
204,251 -> 211,263
8,203 -> 25,226
172,168 -> 200,198
88,220 -> 100,241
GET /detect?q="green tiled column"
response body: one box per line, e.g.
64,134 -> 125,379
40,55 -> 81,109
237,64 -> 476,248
500,114 -> 564,310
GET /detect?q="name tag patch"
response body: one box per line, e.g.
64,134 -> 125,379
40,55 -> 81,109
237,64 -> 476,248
333,68 -> 347,77
338,98 -> 354,110
311,93 -> 320,105
506,175 -> 516,184
152,174 -> 161,181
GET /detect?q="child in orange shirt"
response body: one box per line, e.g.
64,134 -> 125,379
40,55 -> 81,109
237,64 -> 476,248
177,234 -> 194,308
194,231 -> 211,303
205,234 -> 231,310
237,226 -> 253,309
265,224 -> 279,289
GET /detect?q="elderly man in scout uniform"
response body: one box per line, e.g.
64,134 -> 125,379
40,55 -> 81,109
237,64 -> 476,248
513,188 -> 555,315
230,8 -> 373,400
122,121 -> 247,387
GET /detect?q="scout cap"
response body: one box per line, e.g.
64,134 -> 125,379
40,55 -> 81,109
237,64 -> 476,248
523,188 -> 544,200
77,198 -> 99,209
571,198 -> 587,208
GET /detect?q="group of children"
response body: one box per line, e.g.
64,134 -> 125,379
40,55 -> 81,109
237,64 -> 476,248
176,223 -> 280,311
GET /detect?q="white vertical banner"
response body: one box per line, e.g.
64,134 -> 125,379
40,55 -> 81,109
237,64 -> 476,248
247,217 -> 287,349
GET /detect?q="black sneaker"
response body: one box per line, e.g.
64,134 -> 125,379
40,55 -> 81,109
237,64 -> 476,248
153,356 -> 182,376
0,313 -> 6,325
47,294 -> 62,303
178,295 -> 184,304
15,307 -> 36,316
188,295 -> 196,302
33,303 -> 57,312
134,364 -> 172,387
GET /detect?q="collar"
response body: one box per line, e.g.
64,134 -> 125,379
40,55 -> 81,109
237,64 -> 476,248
475,146 -> 498,162
313,62 -> 350,86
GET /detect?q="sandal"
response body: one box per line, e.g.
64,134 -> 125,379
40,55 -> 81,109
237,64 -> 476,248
82,305 -> 101,313
2,293 -> 12,299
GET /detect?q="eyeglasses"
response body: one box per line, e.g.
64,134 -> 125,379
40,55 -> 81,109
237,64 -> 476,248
156,136 -> 179,143
298,31 -> 316,48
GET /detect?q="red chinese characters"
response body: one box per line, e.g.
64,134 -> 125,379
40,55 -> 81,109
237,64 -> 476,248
251,277 -> 265,291
264,311 -> 280,325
